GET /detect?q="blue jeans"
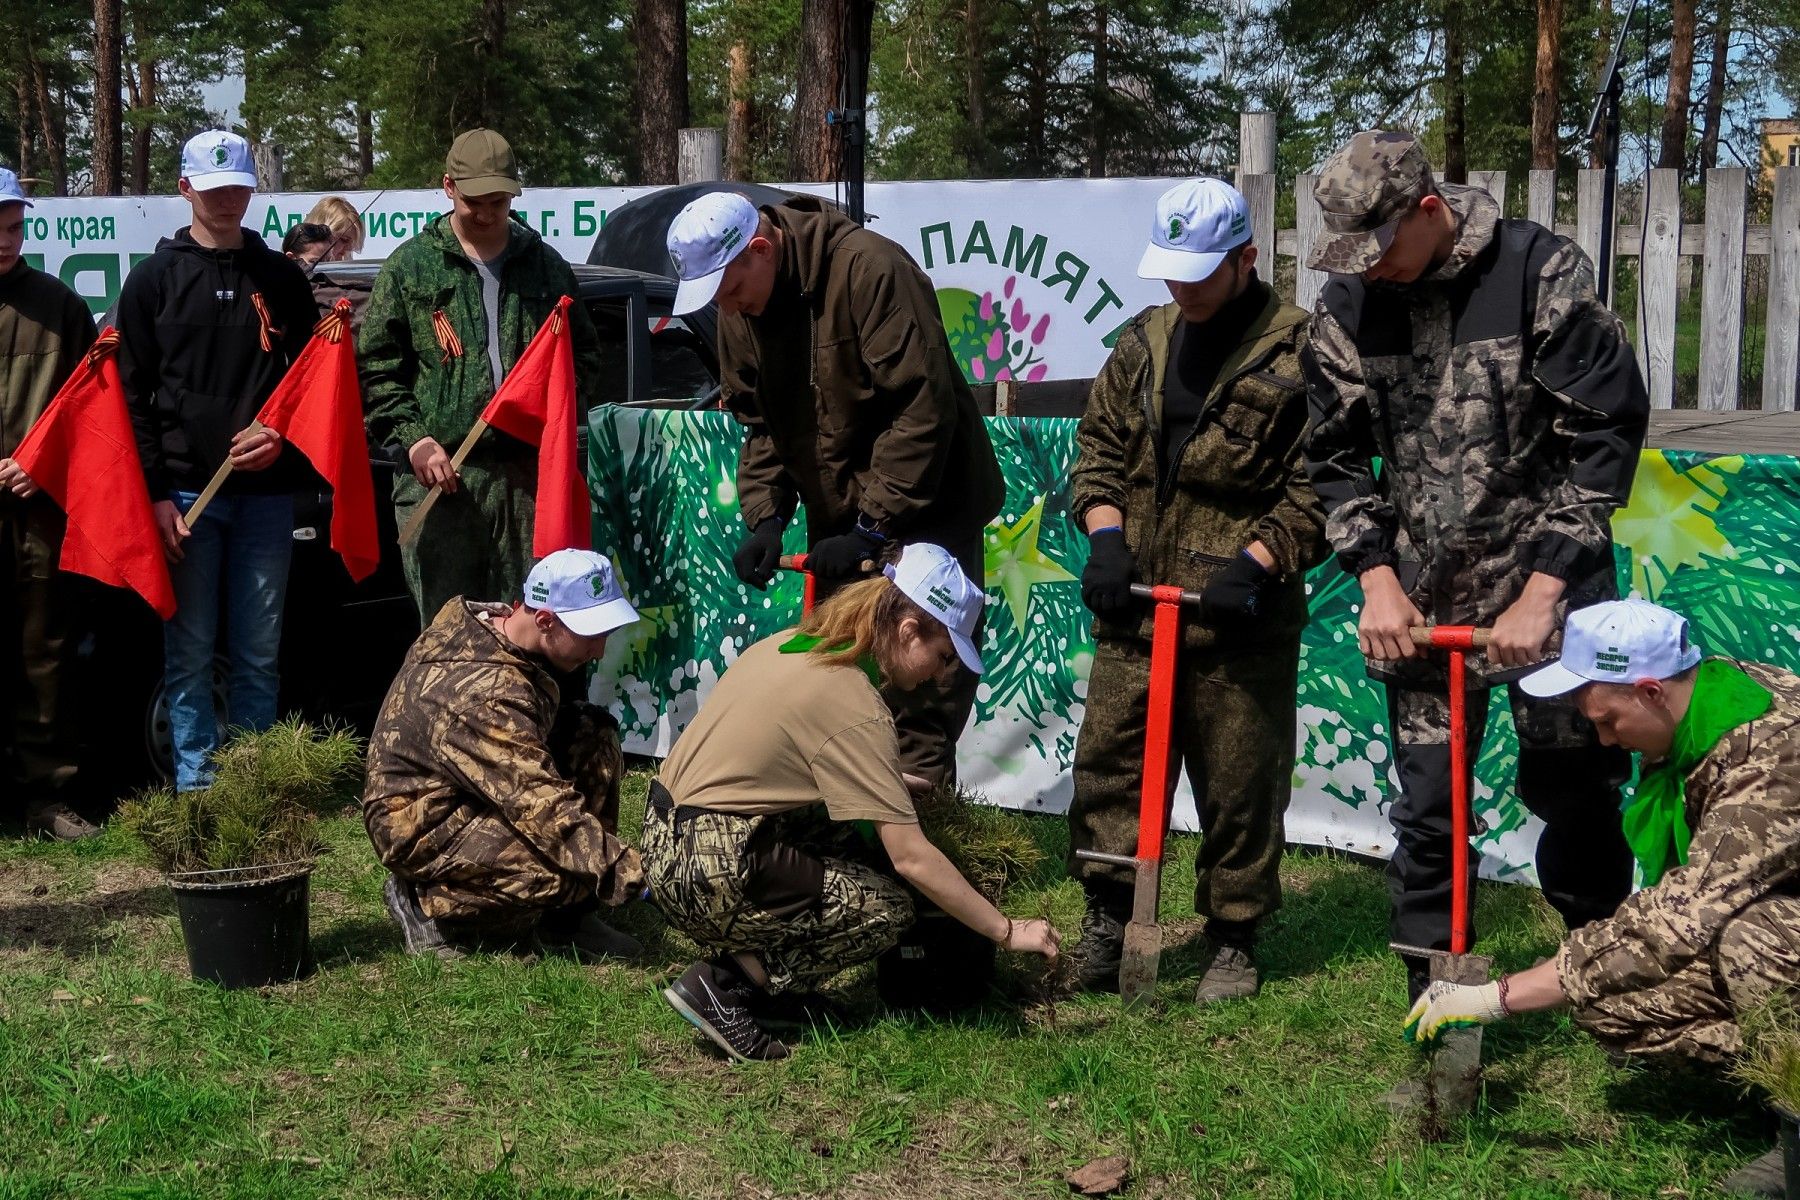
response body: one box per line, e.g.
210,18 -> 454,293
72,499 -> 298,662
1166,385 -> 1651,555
164,491 -> 295,791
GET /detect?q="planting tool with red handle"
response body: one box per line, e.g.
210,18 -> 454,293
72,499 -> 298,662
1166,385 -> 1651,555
1390,623 -> 1495,1119
779,553 -> 877,616
1074,581 -> 1205,1007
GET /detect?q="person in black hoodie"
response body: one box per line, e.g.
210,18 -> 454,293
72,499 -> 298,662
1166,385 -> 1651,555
116,130 -> 316,792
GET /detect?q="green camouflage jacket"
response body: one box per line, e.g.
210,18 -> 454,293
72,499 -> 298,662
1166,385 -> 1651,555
361,599 -> 640,906
1071,282 -> 1327,651
1302,184 -> 1649,686
1557,661 -> 1800,1008
359,214 -> 602,455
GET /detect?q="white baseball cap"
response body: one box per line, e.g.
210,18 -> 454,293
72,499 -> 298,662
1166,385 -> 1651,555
883,543 -> 986,675
181,130 -> 258,191
1520,599 -> 1704,698
0,167 -> 32,207
1138,178 -> 1252,283
667,192 -> 760,315
522,549 -> 640,638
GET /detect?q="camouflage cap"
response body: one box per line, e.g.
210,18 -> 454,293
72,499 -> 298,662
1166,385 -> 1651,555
1307,130 -> 1435,274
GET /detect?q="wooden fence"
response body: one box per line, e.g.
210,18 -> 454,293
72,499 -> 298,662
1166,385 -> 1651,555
1227,116 -> 1798,413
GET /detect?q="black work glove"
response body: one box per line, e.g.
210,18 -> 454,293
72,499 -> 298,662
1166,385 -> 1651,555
732,518 -> 786,589
805,525 -> 886,580
1200,550 -> 1275,624
1080,528 -> 1135,616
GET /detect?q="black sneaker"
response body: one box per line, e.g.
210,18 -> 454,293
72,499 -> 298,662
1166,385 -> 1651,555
663,959 -> 791,1063
1068,909 -> 1126,993
382,875 -> 465,960
536,910 -> 644,962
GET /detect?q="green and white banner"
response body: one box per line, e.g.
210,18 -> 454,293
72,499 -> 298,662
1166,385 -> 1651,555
24,179 -> 1173,382
588,406 -> 1800,884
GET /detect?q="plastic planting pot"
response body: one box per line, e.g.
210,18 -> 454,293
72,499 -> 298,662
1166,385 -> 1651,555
876,905 -> 996,1012
1781,1107 -> 1800,1200
168,863 -> 314,989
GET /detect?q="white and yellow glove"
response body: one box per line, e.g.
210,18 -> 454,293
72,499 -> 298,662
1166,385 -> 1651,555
1403,980 -> 1508,1044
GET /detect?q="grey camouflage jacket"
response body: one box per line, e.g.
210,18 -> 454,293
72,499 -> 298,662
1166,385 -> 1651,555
1301,185 -> 1649,685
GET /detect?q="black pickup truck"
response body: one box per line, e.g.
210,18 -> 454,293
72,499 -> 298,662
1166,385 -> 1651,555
77,263 -> 720,792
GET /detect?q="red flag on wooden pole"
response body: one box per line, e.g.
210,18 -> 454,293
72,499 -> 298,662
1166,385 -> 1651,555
479,295 -> 589,556
256,300 -> 380,582
12,328 -> 177,618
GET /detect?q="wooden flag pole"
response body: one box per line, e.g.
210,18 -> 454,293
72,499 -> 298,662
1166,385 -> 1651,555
182,420 -> 266,526
397,419 -> 489,548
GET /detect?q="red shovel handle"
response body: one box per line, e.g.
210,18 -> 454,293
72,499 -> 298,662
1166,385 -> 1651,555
1410,625 -> 1490,956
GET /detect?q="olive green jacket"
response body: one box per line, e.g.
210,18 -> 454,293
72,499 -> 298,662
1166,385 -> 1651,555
719,197 -> 1004,543
1071,283 -> 1327,650
360,214 -> 601,456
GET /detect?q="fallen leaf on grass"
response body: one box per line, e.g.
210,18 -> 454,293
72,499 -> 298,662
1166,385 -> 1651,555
275,1154 -> 324,1169
1046,1095 -> 1074,1112
1067,1154 -> 1130,1196
29,883 -> 48,897
51,989 -> 77,1003
130,996 -> 152,1006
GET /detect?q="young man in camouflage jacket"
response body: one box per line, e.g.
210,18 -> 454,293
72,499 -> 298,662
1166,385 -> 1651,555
360,129 -> 601,623
362,550 -> 644,960
1301,130 -> 1650,1000
1067,179 -> 1327,1003
1408,600 -> 1800,1197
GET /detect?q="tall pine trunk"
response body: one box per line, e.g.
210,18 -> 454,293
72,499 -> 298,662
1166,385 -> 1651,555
726,40 -> 753,180
1658,0 -> 1696,172
357,104 -> 375,183
1698,0 -> 1730,171
1531,0 -> 1563,169
1087,1 -> 1109,177
15,73 -> 35,182
790,0 -> 848,180
1442,0 -> 1466,183
475,0 -> 508,129
963,0 -> 986,175
1589,0 -> 1612,167
93,0 -> 123,193
633,0 -> 688,183
129,8 -> 154,193
32,57 -> 67,195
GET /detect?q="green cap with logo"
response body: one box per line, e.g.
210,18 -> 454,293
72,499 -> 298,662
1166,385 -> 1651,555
1307,130 -> 1436,275
446,128 -> 521,198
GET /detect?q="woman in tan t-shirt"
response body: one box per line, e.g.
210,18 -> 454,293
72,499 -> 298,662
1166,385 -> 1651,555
646,543 -> 1060,1062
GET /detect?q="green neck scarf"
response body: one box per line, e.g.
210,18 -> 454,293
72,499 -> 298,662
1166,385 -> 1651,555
1623,659 -> 1771,886
779,632 -> 882,687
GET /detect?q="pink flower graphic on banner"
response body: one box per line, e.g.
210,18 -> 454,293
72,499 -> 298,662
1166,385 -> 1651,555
938,274 -> 1051,386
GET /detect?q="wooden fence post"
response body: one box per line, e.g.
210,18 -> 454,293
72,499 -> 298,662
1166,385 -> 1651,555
1237,111 -> 1277,268
1576,169 -> 1609,294
1698,167 -> 1748,412
1295,173 -> 1325,314
1468,170 -> 1507,213
1527,168 -> 1556,230
678,129 -> 724,184
1764,167 -> 1800,413
1639,168 -> 1681,410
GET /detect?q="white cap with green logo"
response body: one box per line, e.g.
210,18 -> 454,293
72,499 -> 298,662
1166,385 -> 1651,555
1137,177 -> 1251,283
1520,599 -> 1703,698
882,542 -> 986,675
522,549 -> 640,638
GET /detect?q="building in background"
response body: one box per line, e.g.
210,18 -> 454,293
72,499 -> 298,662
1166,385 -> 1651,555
1762,117 -> 1800,188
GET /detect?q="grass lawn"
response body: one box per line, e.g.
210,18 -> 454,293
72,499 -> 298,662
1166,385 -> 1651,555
0,771 -> 1775,1199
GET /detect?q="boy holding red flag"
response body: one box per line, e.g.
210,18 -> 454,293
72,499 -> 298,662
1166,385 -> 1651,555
0,165 -> 101,839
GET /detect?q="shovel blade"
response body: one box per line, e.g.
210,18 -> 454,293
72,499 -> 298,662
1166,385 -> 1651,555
1423,951 -> 1494,1119
1118,919 -> 1162,1007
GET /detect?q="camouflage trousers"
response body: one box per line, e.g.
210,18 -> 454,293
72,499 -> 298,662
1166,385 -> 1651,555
394,450 -> 537,625
1573,895 -> 1800,1064
640,788 -> 915,994
1386,684 -> 1634,951
1067,637 -> 1300,925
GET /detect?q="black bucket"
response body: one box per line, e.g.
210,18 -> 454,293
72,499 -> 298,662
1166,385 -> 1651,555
876,906 -> 996,1012
168,864 -> 314,988
1781,1107 -> 1800,1200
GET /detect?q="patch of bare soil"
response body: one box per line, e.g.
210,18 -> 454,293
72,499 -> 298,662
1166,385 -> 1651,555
0,862 -> 167,955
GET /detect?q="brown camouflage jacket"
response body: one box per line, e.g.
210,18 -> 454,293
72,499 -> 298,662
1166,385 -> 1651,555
1072,283 -> 1327,651
361,599 -> 639,904
1301,184 -> 1650,685
1558,661 -> 1800,1007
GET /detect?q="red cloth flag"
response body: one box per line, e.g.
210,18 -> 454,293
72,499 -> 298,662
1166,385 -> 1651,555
479,295 -> 589,556
256,300 -> 379,582
12,328 -> 176,618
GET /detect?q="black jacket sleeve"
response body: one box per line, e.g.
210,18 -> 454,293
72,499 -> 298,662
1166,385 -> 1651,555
115,258 -> 171,499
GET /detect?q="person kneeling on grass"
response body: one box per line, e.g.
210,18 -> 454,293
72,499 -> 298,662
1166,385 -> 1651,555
363,548 -> 645,962
1405,599 -> 1800,1197
647,543 -> 1061,1062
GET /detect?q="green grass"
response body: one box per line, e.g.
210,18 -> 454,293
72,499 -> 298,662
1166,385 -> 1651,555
0,773 -> 1774,1198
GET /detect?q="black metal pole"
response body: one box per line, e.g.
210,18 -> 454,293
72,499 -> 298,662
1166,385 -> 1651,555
1597,73 -> 1622,306
832,0 -> 871,225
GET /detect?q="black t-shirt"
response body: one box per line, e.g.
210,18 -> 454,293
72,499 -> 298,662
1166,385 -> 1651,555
1158,276 -> 1269,478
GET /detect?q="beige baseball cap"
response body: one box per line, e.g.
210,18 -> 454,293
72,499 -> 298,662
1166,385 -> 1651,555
446,128 -> 521,198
